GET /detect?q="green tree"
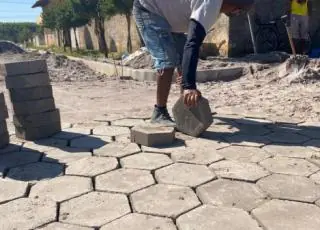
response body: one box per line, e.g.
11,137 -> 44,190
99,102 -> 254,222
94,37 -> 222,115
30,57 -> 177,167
0,23 -> 40,43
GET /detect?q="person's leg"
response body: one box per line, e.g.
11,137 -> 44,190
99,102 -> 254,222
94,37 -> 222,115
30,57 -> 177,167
172,33 -> 187,95
300,15 -> 310,55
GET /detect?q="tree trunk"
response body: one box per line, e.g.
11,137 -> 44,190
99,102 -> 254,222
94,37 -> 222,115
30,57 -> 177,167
73,28 -> 79,50
94,15 -> 108,57
57,29 -> 61,47
63,29 -> 72,52
126,13 -> 132,53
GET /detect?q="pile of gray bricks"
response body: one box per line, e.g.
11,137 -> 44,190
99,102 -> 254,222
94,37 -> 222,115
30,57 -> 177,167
0,92 -> 9,148
0,59 -> 61,141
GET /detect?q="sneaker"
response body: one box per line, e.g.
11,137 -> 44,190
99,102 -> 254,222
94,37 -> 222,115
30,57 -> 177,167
150,105 -> 176,127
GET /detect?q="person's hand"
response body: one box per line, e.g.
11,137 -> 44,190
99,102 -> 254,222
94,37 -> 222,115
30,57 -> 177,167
183,89 -> 202,108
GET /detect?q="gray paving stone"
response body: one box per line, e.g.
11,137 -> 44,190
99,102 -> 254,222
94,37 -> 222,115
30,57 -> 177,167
53,127 -> 91,140
234,125 -> 271,136
7,162 -> 64,183
114,134 -> 132,143
30,175 -> 92,202
120,153 -> 172,170
37,222 -> 94,230
5,72 -> 50,89
22,138 -> 67,152
0,151 -> 42,172
43,147 -> 92,164
217,146 -> 271,163
0,179 -> 28,203
262,144 -> 318,158
316,199 -> 320,207
12,98 -> 55,116
176,131 -> 195,141
0,59 -> 48,76
94,142 -> 140,158
225,134 -> 271,147
130,184 -> 200,218
252,200 -> 320,230
66,156 -> 118,177
311,171 -> 320,184
112,118 -> 146,127
9,85 -> 53,102
96,168 -> 155,194
100,213 -> 176,230
185,138 -> 230,150
210,160 -> 270,182
260,157 -> 319,176
258,174 -> 320,202
304,139 -> 320,152
70,135 -> 111,150
298,129 -> 320,139
197,179 -> 266,211
155,163 -> 215,187
0,197 -> 56,230
205,123 -> 240,135
176,205 -> 262,230
93,125 -> 130,137
60,192 -> 130,227
141,141 -> 185,155
14,109 -> 60,128
266,132 -> 310,144
16,122 -> 61,141
310,158 -> 320,167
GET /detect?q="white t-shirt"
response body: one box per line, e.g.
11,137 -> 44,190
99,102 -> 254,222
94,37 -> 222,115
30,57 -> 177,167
138,0 -> 223,33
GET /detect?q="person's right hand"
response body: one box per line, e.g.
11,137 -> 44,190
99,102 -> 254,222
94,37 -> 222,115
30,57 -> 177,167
183,89 -> 202,108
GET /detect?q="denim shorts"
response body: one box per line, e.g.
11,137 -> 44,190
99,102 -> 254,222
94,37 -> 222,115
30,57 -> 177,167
133,1 -> 187,71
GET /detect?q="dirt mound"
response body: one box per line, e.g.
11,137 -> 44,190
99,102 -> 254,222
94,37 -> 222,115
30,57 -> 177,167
0,41 -> 25,54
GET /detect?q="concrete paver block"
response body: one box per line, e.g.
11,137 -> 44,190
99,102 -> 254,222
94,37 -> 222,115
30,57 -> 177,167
262,144 -> 318,158
120,152 -> 172,170
37,222 -> 94,230
43,147 -> 92,164
5,72 -> 50,89
298,128 -> 320,139
141,141 -> 185,155
0,59 -> 48,76
60,192 -> 130,227
7,162 -> 64,183
217,146 -> 271,163
93,125 -> 130,136
0,151 -> 42,171
69,135 -> 111,150
225,134 -> 271,147
210,160 -> 270,182
16,122 -> 61,141
30,176 -> 93,202
12,98 -> 56,116
185,138 -> 230,150
100,213 -> 176,230
0,179 -> 28,204
257,174 -> 320,202
22,138 -> 67,152
266,132 -> 310,144
131,125 -> 175,147
94,142 -> 140,158
66,156 -> 118,177
9,85 -> 53,102
197,179 -> 266,211
155,163 -> 215,187
260,157 -> 319,176
173,97 -> 213,137
0,131 -> 9,149
14,109 -> 60,128
52,127 -> 89,141
96,168 -> 155,194
252,200 -> 320,230
176,205 -> 262,230
311,171 -> 320,184
112,118 -> 146,127
130,184 -> 200,218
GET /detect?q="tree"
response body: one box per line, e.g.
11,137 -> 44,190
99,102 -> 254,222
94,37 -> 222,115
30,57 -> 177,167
0,23 -> 40,44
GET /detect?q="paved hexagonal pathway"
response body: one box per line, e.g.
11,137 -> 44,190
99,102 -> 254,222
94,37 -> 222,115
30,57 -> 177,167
94,142 -> 141,158
210,160 -> 270,182
43,147 -> 92,164
120,153 -> 172,170
130,184 -> 200,218
224,134 -> 271,147
0,179 -> 28,204
100,213 -> 176,230
316,199 -> 320,207
52,127 -> 89,141
70,136 -> 111,150
93,125 -> 130,136
112,118 -> 146,127
262,144 -> 318,158
266,132 -> 310,144
304,139 -> 320,152
141,141 -> 186,155
257,174 -> 320,202
185,138 -> 230,150
260,157 -> 319,176
0,143 -> 21,155
197,179 -> 266,211
0,151 -> 42,172
155,163 -> 215,187
30,176 -> 93,202
0,197 -> 56,230
22,139 -> 68,152
217,146 -> 271,163
311,171 -> 320,184
66,156 -> 118,177
37,222 -> 94,230
176,205 -> 262,230
252,200 -> 320,230
60,192 -> 130,227
96,168 -> 154,194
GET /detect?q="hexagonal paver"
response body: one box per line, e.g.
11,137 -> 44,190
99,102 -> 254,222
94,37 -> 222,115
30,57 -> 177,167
130,184 -> 200,218
266,132 -> 310,144
210,160 -> 270,182
114,134 -> 131,143
252,200 -> 320,230
7,162 -> 64,183
298,129 -> 320,139
257,174 -> 320,203
37,222 -> 94,230
217,146 -> 271,163
141,141 -> 185,155
30,176 -> 93,202
176,205 -> 262,230
22,139 -> 68,152
171,147 -> 224,165
262,144 -> 318,158
94,142 -> 140,158
260,157 -> 319,176
112,118 -> 146,127
96,168 -> 154,194
0,179 -> 28,204
225,134 -> 271,147
0,151 -> 42,171
120,153 -> 172,170
155,163 -> 215,187
185,138 -> 230,150
196,179 -> 266,211
52,128 -> 88,141
93,125 -> 130,136
70,136 -> 111,150
66,157 -> 118,177
101,213 -> 176,230
0,198 -> 56,230
304,139 -> 320,152
236,125 -> 271,136
311,171 -> 320,184
60,192 -> 130,227
43,147 -> 92,164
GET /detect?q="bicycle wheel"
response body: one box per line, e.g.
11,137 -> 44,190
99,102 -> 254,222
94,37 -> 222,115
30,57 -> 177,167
255,27 -> 279,53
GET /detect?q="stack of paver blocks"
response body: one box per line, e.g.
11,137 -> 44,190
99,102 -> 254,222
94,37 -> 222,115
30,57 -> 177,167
0,92 -> 9,148
0,59 -> 61,141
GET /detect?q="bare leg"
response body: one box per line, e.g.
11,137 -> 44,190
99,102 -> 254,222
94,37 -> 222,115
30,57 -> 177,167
157,68 -> 174,107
